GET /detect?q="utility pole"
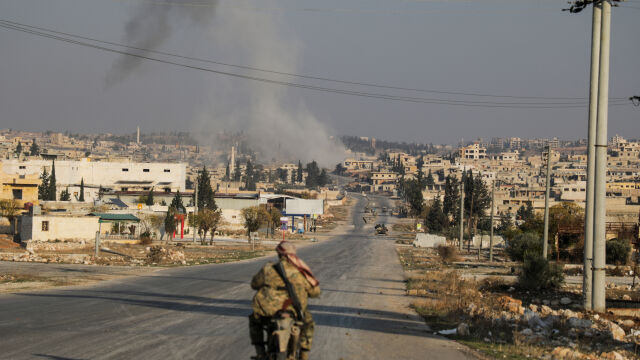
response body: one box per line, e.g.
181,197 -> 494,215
194,172 -> 198,243
593,0 -> 612,313
584,0 -> 602,311
459,177 -> 465,251
489,180 -> 495,262
543,145 -> 552,259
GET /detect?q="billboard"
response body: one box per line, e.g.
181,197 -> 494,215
284,199 -> 324,216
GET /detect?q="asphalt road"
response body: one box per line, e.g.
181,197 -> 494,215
0,195 -> 475,360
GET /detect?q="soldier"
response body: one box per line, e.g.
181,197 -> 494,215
249,241 -> 320,360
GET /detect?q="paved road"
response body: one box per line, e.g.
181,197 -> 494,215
0,195 -> 475,360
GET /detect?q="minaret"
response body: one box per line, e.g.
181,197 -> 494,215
136,126 -> 140,144
230,146 -> 236,179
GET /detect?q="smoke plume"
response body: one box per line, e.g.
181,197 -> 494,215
108,0 -> 218,85
116,1 -> 345,167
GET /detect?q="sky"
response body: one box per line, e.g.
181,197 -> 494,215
0,0 -> 638,150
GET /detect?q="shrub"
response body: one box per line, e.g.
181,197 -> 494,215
507,232 -> 542,261
518,255 -> 564,290
606,239 -> 631,265
435,245 -> 460,263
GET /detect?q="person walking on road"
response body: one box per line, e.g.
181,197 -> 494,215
249,241 -> 320,360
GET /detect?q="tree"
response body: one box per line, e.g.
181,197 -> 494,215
334,163 -> 346,176
197,208 -> 223,244
224,162 -> 230,181
60,188 -> 71,201
297,161 -> 303,183
29,139 -> 40,156
305,161 -> 321,188
233,161 -> 241,181
78,178 -> 85,202
38,167 -> 50,200
442,176 -> 459,222
140,213 -> 163,238
399,178 -> 424,216
425,169 -> 435,187
267,207 -> 282,237
241,206 -> 268,236
145,188 -> 154,206
517,202 -> 535,222
48,161 -> 56,201
197,167 -> 217,210
170,191 -> 186,214
425,197 -> 447,233
244,160 -> 256,191
0,199 -> 19,222
164,207 -> 177,243
15,142 -> 22,155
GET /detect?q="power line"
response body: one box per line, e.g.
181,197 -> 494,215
0,18 -> 629,103
0,20 -> 632,109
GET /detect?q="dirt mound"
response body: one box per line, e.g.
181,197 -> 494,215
0,235 -> 20,249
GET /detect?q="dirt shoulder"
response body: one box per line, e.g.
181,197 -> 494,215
395,243 -> 640,360
0,261 -> 158,294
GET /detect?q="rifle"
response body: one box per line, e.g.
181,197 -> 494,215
273,262 -> 303,321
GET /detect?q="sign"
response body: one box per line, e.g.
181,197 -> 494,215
137,203 -> 143,210
280,217 -> 289,223
416,223 -> 422,230
280,217 -> 288,231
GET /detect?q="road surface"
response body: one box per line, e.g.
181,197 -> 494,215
0,195 -> 475,360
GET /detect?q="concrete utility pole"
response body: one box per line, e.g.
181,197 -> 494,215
459,176 -> 465,251
489,180 -> 495,262
593,0 -> 612,313
194,172 -> 198,243
584,0 -> 602,311
543,145 -> 552,259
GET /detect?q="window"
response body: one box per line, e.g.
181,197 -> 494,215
164,188 -> 171,193
12,189 -> 22,200
19,165 -> 26,169
143,169 -> 150,173
42,221 -> 49,231
19,175 -> 25,179
164,169 -> 170,173
122,168 -> 129,172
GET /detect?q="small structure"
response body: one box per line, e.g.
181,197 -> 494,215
20,214 -> 100,242
413,233 -> 447,248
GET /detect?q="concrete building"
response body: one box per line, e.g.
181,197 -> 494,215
20,214 -> 100,242
1,158 -> 186,202
459,143 -> 487,160
0,161 -> 39,207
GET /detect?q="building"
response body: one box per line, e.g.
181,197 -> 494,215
0,161 -> 39,207
370,172 -> 398,192
1,158 -> 186,202
459,143 -> 487,160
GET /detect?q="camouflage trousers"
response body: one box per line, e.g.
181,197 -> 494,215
249,311 -> 315,351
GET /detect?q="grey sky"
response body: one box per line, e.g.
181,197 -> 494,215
0,0 -> 638,146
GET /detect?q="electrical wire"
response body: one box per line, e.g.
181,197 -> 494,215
0,20 -> 632,109
0,18 -> 629,103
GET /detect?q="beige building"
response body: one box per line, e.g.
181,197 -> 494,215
459,143 -> 486,160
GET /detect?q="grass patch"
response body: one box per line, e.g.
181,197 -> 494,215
0,273 -> 49,283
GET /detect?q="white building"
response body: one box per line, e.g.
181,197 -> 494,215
1,158 -> 186,202
20,214 -> 100,242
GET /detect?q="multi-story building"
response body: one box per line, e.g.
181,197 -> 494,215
459,143 -> 487,160
1,158 -> 186,202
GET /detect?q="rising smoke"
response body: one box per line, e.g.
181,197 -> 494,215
108,0 -> 219,85
114,0 -> 345,167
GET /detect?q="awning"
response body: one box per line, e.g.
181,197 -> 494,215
89,212 -> 140,223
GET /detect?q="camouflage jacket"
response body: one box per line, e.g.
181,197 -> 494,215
251,259 -> 321,318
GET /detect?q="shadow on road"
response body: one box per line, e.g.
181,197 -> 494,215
19,290 -> 435,338
33,354 -> 86,360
